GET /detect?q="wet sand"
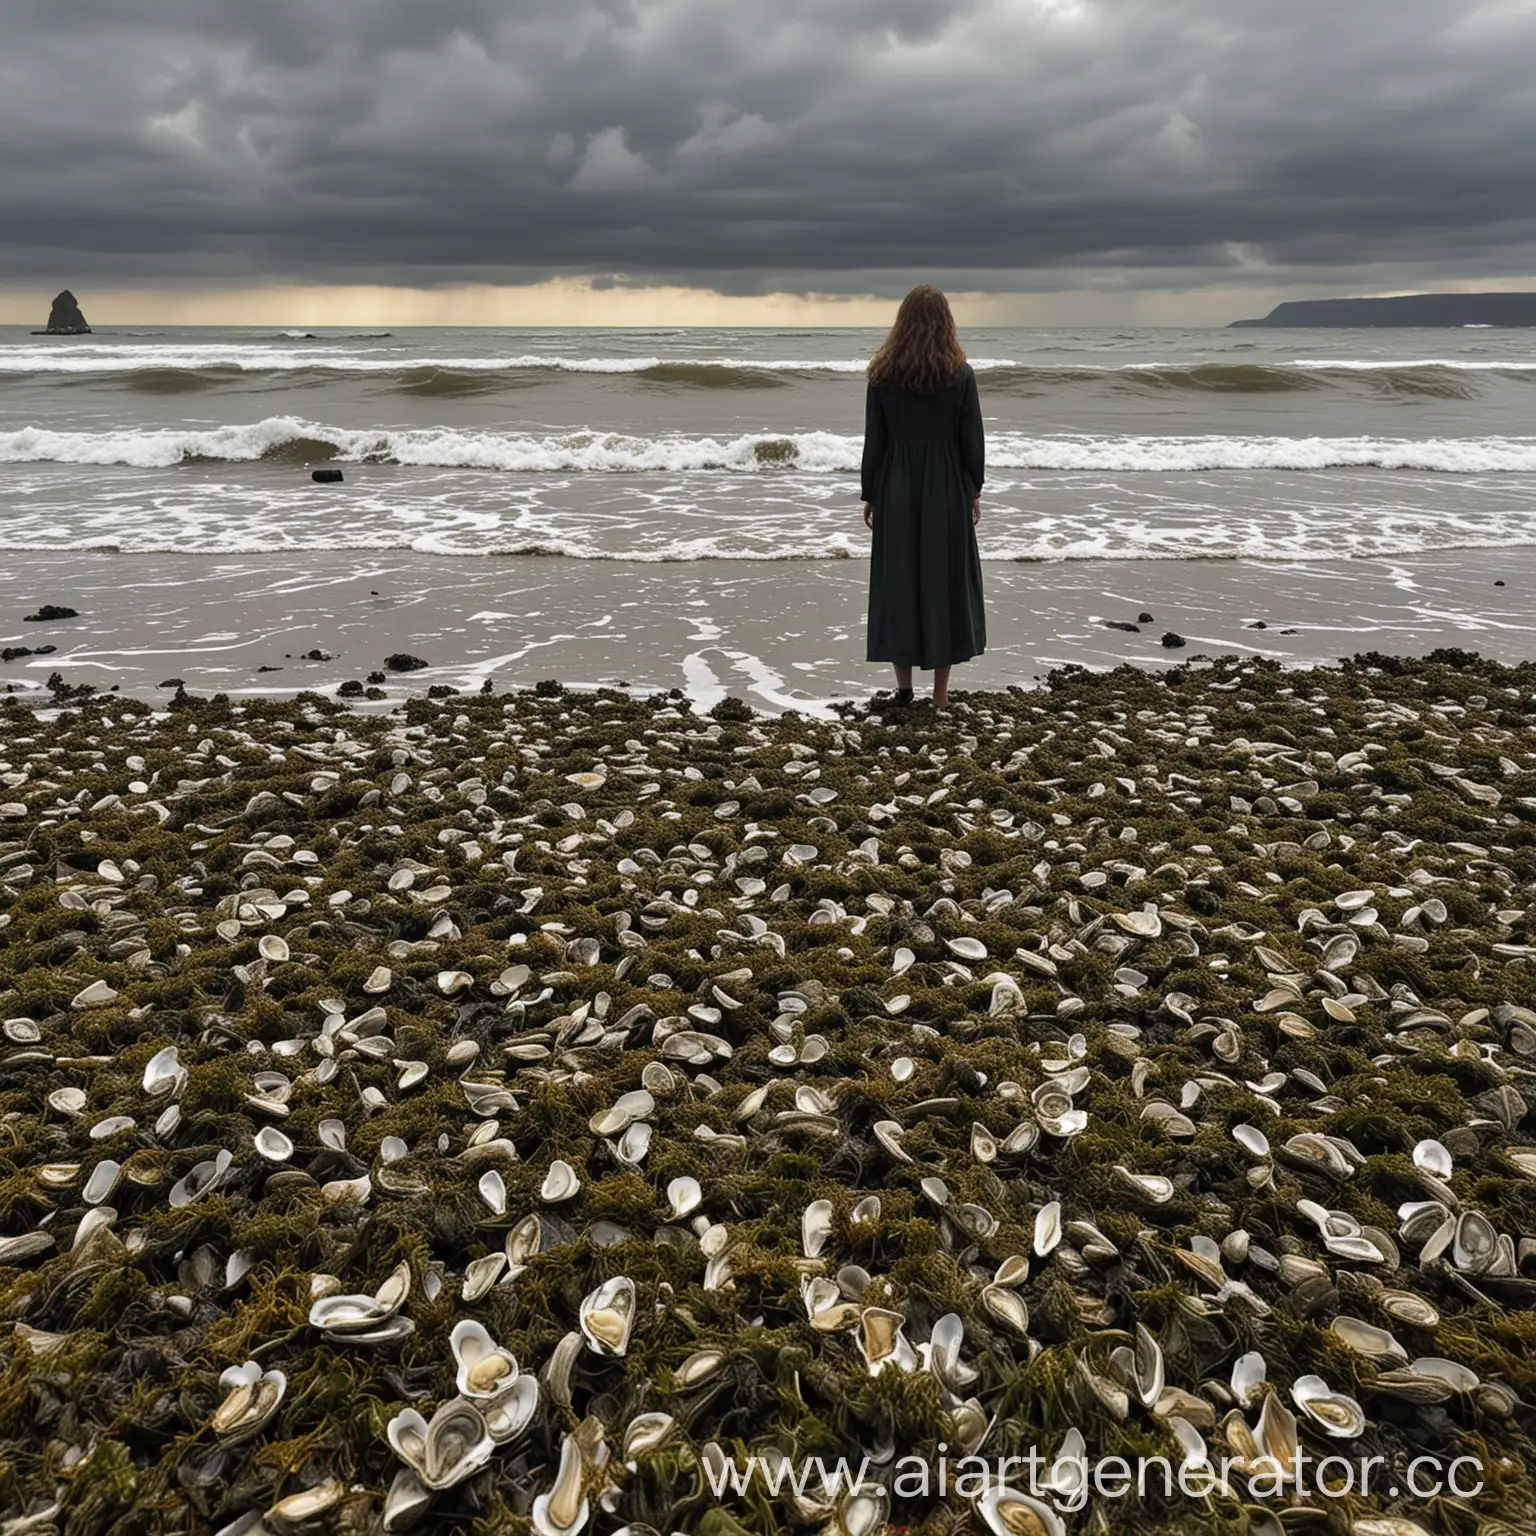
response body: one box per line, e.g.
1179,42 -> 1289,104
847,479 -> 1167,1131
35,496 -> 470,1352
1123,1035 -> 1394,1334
2,547 -> 1534,712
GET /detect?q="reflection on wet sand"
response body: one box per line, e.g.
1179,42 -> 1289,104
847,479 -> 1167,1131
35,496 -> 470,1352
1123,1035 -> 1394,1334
2,547 -> 1535,713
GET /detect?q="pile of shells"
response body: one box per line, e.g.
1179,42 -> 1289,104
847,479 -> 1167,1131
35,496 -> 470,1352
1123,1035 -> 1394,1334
1,653 -> 1535,1535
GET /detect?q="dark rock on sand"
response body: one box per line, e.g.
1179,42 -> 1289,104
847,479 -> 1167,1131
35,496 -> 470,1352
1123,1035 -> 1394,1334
1248,620 -> 1268,630
312,468 -> 345,483
158,678 -> 184,688
337,680 -> 365,697
1138,611 -> 1154,624
1161,631 -> 1187,648
1496,579 -> 1506,587
2,645 -> 56,662
303,648 -> 333,661
44,671 -> 95,700
35,290 -> 90,334
23,605 -> 78,623
367,670 -> 386,684
257,665 -> 283,673
426,684 -> 461,698
385,653 -> 430,673
1104,621 -> 1141,633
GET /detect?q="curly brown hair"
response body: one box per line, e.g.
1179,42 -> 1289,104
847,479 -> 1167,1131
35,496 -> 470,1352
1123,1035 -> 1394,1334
867,285 -> 967,394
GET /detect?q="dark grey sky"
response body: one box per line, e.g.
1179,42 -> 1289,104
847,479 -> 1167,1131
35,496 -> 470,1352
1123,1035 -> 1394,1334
4,0 -> 1536,297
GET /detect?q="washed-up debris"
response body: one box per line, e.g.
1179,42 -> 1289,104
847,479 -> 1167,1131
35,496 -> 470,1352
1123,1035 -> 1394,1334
0,652 -> 1534,1534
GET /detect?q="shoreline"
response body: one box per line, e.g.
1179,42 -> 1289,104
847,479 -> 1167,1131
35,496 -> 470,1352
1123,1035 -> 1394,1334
3,545 -> 1535,713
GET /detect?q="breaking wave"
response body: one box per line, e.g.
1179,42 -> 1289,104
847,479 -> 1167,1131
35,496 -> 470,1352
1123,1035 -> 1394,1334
7,417 -> 1536,474
6,347 -> 1536,401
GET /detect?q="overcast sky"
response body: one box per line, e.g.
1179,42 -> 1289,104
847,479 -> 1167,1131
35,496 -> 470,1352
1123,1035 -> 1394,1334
4,0 -> 1536,322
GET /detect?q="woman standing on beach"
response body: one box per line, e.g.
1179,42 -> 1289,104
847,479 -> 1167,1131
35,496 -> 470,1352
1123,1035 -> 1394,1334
862,285 -> 986,709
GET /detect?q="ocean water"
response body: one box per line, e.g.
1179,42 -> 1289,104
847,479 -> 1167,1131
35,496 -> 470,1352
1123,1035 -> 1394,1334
3,323 -> 1536,564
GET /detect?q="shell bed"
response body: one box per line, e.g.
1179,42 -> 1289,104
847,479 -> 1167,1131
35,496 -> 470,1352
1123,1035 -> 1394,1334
0,653 -> 1534,1536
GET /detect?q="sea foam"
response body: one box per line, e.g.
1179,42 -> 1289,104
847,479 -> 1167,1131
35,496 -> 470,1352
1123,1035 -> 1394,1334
6,418 -> 1536,474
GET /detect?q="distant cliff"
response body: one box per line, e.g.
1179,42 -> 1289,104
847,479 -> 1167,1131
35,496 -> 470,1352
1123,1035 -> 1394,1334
1230,292 -> 1536,328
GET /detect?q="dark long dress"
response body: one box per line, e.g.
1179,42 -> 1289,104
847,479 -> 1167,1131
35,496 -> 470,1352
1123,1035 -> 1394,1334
862,363 -> 986,670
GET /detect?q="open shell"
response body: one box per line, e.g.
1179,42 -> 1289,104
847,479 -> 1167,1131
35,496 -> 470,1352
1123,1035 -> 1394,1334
802,1198 -> 834,1259
211,1361 -> 287,1444
980,1284 -> 1030,1339
977,1484 -> 1066,1536
1113,1165 -> 1174,1205
1033,1201 -> 1061,1257
667,1175 -> 703,1220
451,1320 -> 519,1399
387,1397 -> 494,1491
578,1276 -> 636,1356
531,1432 -> 588,1536
1452,1210 -> 1497,1273
482,1375 -> 540,1443
255,1127 -> 293,1163
1291,1374 -> 1366,1438
309,1262 -> 412,1339
1329,1316 -> 1407,1364
382,1469 -> 433,1533
142,1046 -> 186,1098
859,1306 -> 917,1375
541,1159 -> 581,1203
1254,1391 -> 1299,1477
1413,1138 -> 1453,1179
1109,1322 -> 1164,1409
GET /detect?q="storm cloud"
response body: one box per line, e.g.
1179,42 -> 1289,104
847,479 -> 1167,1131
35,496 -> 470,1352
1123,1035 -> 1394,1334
4,0 -> 1536,295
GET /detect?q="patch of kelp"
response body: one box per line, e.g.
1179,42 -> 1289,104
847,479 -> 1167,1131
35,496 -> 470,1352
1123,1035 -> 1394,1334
0,656 -> 1535,1533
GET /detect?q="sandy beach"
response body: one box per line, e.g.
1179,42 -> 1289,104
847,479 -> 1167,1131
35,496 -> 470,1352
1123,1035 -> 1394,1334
5,546 -> 1536,711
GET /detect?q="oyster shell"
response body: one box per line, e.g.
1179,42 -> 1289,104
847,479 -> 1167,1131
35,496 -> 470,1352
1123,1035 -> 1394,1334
859,1306 -> 917,1374
579,1276 -> 636,1356
531,1432 -> 589,1536
482,1375 -> 540,1443
541,1159 -> 581,1203
666,1175 -> 702,1220
976,1485 -> 1066,1536
451,1319 -> 519,1398
1329,1316 -> 1407,1364
1109,1322 -> 1164,1409
1113,1165 -> 1174,1204
1033,1201 -> 1061,1257
211,1361 -> 287,1444
387,1397 -> 494,1491
802,1198 -> 834,1260
1291,1374 -> 1366,1438
1452,1210 -> 1497,1273
1412,1138 -> 1453,1179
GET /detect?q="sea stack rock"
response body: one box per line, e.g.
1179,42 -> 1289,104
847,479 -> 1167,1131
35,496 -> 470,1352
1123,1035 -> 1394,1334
40,291 -> 91,335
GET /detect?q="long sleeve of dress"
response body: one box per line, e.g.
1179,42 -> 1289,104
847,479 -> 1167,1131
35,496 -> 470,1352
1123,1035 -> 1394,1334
860,383 -> 888,504
959,367 -> 985,498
